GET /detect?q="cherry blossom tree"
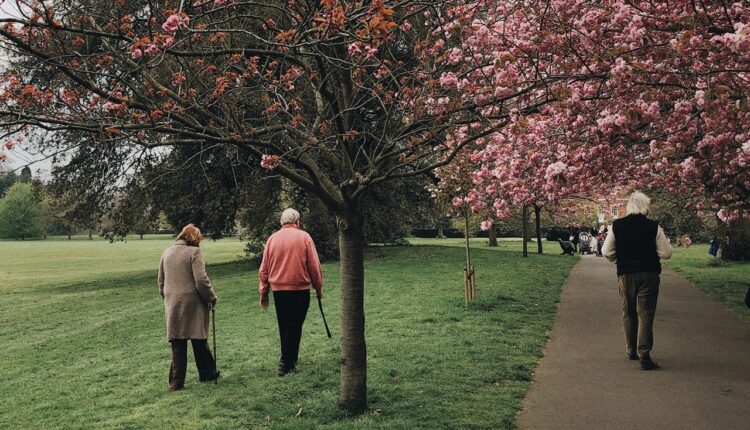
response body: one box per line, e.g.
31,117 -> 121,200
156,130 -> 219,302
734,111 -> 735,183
434,1 -> 750,255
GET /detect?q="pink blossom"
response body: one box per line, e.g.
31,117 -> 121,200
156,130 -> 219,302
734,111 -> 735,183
545,161 -> 567,180
143,44 -> 160,55
480,220 -> 493,231
364,46 -> 378,59
347,43 -> 362,57
439,72 -> 458,89
131,48 -> 143,59
260,154 -> 281,170
162,14 -> 189,34
447,48 -> 463,65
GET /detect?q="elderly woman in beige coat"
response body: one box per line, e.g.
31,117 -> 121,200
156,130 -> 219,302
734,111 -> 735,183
158,224 -> 219,390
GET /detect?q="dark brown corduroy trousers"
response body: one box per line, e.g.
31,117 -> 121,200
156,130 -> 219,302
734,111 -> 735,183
169,339 -> 216,390
618,272 -> 660,357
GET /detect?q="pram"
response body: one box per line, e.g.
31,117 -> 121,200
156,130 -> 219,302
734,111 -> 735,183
557,239 -> 575,255
578,232 -> 593,254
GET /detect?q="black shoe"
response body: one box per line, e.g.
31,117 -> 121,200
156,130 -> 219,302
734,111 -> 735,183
277,365 -> 290,377
627,352 -> 638,361
640,356 -> 659,370
200,370 -> 220,382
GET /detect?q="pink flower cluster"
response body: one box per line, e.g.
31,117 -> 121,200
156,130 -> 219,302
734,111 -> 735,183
260,154 -> 281,170
161,14 -> 190,34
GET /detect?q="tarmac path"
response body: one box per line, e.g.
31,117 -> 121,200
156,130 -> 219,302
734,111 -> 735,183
517,255 -> 750,430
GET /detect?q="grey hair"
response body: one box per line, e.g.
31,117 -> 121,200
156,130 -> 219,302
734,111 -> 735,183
626,191 -> 651,216
280,208 -> 301,225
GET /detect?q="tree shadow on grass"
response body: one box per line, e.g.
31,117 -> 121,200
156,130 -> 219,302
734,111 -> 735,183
37,261 -> 253,294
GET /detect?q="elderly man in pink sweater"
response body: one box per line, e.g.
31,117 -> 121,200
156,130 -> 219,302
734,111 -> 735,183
259,208 -> 324,376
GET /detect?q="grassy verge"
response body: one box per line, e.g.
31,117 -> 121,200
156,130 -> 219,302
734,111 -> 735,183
665,244 -> 750,320
0,238 -> 576,429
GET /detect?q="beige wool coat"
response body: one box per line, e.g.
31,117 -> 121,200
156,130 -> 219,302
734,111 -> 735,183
158,240 -> 217,340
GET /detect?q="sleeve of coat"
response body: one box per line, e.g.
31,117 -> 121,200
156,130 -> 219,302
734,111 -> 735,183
158,255 -> 165,298
656,226 -> 673,260
602,229 -> 617,263
191,249 -> 217,304
305,234 -> 324,294
258,237 -> 272,296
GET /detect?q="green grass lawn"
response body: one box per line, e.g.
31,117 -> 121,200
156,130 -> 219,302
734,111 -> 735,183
665,244 -> 750,321
0,237 -> 577,430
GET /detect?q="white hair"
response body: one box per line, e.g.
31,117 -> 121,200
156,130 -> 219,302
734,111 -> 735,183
280,208 -> 300,225
626,191 -> 651,216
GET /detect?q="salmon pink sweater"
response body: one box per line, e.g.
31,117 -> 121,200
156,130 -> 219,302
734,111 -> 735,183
259,224 -> 323,295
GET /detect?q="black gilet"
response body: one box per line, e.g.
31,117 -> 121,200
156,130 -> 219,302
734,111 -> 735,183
612,214 -> 661,276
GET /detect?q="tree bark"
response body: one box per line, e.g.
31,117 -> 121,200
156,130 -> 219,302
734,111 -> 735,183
140,232 -> 144,240
337,211 -> 367,414
534,205 -> 543,254
722,217 -> 750,261
488,223 -> 498,247
437,225 -> 444,239
522,205 -> 529,257
88,227 -> 93,240
67,233 -> 71,240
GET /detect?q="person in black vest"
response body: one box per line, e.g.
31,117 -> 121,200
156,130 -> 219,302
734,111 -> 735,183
601,192 -> 672,370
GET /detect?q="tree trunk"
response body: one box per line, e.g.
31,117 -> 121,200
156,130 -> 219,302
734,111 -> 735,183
140,232 -> 144,240
337,211 -> 367,414
522,205 -> 529,257
488,223 -> 498,247
88,228 -> 93,240
437,225 -> 444,239
721,217 -> 750,261
535,205 -> 543,254
67,233 -> 71,240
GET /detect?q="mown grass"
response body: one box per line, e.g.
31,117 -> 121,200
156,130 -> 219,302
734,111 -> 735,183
0,237 -> 576,429
665,244 -> 750,321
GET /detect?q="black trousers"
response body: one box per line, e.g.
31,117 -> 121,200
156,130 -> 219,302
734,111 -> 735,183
273,290 -> 310,369
169,339 -> 216,389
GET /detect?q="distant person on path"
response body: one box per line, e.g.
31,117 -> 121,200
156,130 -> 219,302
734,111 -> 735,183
158,224 -> 219,390
571,231 -> 579,253
259,208 -> 324,376
602,192 -> 672,370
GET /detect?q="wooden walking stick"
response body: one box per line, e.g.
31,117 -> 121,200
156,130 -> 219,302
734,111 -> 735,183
211,303 -> 218,384
318,297 -> 332,338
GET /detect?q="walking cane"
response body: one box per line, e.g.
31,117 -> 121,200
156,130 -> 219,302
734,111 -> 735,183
210,303 -> 218,384
317,297 -> 332,338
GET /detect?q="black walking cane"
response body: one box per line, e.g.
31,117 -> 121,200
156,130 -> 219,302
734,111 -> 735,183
317,297 -> 332,338
211,303 -> 218,384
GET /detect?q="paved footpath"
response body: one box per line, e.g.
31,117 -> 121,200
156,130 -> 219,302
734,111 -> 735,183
517,255 -> 750,430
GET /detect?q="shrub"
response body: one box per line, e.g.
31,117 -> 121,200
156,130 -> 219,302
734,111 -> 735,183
243,240 -> 265,264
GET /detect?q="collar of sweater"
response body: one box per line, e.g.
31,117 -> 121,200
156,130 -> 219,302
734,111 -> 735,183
281,224 -> 299,230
